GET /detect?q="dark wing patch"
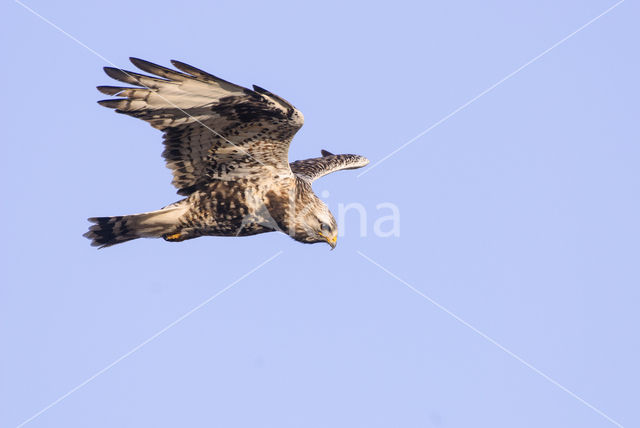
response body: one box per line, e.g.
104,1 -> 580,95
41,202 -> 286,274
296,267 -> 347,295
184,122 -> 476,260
98,58 -> 304,195
290,154 -> 369,182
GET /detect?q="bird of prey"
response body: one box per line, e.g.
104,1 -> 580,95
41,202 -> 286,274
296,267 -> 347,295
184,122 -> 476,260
84,58 -> 369,249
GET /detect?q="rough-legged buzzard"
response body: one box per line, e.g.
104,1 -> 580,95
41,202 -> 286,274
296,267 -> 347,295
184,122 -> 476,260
84,58 -> 369,249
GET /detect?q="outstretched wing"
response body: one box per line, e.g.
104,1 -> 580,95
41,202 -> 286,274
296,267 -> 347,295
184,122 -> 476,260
98,58 -> 304,195
289,150 -> 369,182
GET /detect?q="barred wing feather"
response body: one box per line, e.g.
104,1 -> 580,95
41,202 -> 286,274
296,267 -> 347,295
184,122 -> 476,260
97,58 -> 304,195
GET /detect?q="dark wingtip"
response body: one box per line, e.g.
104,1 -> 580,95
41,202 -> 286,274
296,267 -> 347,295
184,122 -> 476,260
97,86 -> 124,96
129,57 -> 156,71
170,59 -> 194,71
129,57 -> 146,66
103,66 -> 130,81
252,85 -> 270,95
321,149 -> 334,157
97,99 -> 123,108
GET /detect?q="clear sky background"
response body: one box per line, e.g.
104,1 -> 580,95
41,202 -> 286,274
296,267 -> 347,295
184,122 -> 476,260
1,1 -> 638,427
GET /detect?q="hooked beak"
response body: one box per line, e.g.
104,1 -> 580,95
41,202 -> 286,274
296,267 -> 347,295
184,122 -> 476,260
319,232 -> 337,250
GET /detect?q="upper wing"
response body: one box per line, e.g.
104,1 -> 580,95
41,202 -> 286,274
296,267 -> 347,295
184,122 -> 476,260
98,58 -> 304,195
289,150 -> 369,182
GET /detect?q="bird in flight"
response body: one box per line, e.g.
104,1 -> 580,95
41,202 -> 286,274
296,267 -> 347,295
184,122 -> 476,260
84,58 -> 369,249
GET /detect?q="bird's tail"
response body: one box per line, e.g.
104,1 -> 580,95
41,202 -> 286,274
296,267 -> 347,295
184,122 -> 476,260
84,205 -> 188,248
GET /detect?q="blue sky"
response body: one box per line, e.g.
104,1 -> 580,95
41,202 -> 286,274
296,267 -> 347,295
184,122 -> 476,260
1,1 -> 638,427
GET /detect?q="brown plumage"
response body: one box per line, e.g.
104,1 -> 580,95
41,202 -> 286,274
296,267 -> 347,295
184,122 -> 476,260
84,58 -> 369,249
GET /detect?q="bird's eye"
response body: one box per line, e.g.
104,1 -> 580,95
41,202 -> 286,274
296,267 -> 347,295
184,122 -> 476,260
320,223 -> 331,233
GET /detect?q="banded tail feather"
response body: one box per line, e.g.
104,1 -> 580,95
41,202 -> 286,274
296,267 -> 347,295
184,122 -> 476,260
84,205 -> 187,248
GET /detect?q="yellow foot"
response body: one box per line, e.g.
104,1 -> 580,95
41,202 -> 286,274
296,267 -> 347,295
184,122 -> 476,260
164,233 -> 182,241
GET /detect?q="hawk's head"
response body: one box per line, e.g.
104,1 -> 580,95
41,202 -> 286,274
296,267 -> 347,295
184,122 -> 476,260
291,193 -> 338,249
